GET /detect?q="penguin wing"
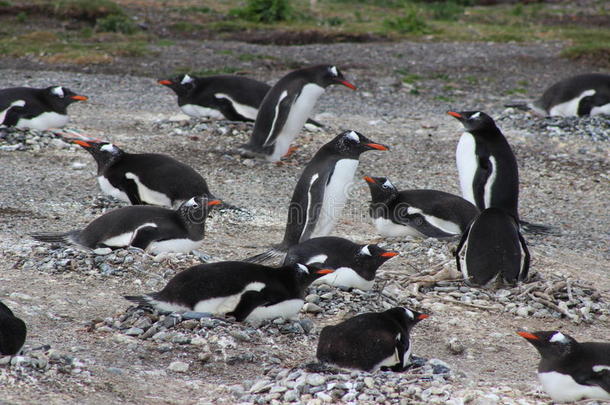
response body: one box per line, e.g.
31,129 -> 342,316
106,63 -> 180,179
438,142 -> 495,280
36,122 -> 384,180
578,92 -> 610,116
295,171 -> 328,243
251,90 -> 296,148
390,332 -> 410,371
2,105 -> 29,126
574,367 -> 610,392
473,155 -> 492,209
130,224 -> 160,249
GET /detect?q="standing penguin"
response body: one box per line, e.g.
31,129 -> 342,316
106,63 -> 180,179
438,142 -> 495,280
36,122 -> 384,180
31,196 -> 221,255
517,330 -> 610,402
124,262 -> 335,323
0,86 -> 87,130
507,73 -> 610,117
246,130 -> 389,263
364,176 -> 479,239
0,301 -> 27,356
241,65 -> 356,161
70,138 -> 215,207
448,110 -> 519,220
455,207 -> 529,287
317,307 -> 429,372
283,236 -> 399,290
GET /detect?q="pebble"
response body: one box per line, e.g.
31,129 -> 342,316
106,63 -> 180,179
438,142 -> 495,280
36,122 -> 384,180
168,361 -> 189,372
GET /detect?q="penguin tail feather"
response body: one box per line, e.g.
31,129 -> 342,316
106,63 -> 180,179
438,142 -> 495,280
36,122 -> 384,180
31,230 -> 79,245
519,220 -> 560,236
123,295 -> 154,308
243,246 -> 287,264
503,102 -> 531,111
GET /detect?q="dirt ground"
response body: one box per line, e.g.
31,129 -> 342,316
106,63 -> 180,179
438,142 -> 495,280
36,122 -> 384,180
0,37 -> 609,405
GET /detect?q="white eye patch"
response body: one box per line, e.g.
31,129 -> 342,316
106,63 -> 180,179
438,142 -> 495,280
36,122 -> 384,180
297,263 -> 309,273
100,144 -> 116,152
404,308 -> 414,319
471,112 -> 481,119
329,66 -> 338,76
360,245 -> 371,256
383,179 -> 393,188
181,74 -> 194,85
345,130 -> 359,142
51,87 -> 64,98
550,332 -> 569,344
184,197 -> 198,207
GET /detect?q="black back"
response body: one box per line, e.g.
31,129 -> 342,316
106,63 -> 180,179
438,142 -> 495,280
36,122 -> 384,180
0,301 -> 27,355
0,86 -> 85,124
317,307 -> 426,371
456,207 -> 529,286
535,73 -> 610,115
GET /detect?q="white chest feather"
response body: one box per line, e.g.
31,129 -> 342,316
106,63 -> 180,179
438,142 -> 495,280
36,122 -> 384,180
16,112 -> 69,130
590,103 -> 610,116
125,172 -> 172,207
147,238 -> 204,255
372,217 -> 426,238
456,132 -> 477,206
97,176 -> 130,202
312,267 -> 374,291
549,89 -> 595,117
180,104 -> 225,119
310,159 -> 358,238
214,93 -> 259,120
269,84 -> 325,161
406,207 -> 462,235
245,298 -> 304,323
538,371 -> 610,402
482,156 -> 497,209
0,100 -> 25,123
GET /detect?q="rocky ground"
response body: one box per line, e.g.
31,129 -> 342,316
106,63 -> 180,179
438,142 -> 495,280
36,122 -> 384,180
0,39 -> 609,405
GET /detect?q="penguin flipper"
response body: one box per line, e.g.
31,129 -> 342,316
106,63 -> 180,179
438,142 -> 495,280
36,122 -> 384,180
517,231 -> 530,282
130,226 -> 160,250
248,91 -> 294,150
123,179 -> 143,205
573,367 -> 610,393
2,105 -> 27,126
473,157 -> 492,210
391,332 -> 410,372
455,226 -> 471,280
226,290 -> 273,322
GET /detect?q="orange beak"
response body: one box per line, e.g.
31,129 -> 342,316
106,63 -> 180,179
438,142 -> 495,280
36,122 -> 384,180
158,80 -> 173,85
517,331 -> 539,340
363,176 -> 376,184
417,314 -> 430,320
340,80 -> 357,90
73,139 -> 92,147
71,95 -> 88,101
365,143 -> 389,151
380,251 -> 399,258
447,111 -> 462,119
207,200 -> 222,206
316,269 -> 335,275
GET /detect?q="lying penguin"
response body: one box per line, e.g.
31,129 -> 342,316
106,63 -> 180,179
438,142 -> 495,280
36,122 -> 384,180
0,301 -> 27,356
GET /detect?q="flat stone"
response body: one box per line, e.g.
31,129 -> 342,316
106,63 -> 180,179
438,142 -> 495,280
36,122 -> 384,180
306,373 -> 326,386
168,361 -> 189,372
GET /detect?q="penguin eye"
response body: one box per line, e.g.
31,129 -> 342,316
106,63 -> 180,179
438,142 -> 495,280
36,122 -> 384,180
382,184 -> 389,189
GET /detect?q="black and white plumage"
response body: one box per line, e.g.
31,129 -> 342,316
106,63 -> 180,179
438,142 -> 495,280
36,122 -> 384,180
507,73 -> 610,117
364,176 -> 479,239
0,301 -> 27,356
448,110 -> 520,220
241,65 -> 356,161
456,207 -> 529,287
31,196 -> 220,255
317,307 -> 428,372
246,130 -> 389,263
0,86 -> 87,130
71,138 -> 215,208
125,262 -> 334,323
283,236 -> 399,290
518,330 -> 610,402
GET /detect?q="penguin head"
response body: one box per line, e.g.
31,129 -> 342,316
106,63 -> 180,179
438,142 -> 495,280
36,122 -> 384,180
292,263 -> 335,284
447,110 -> 497,133
354,244 -> 399,271
308,65 -> 356,90
178,196 -> 222,226
71,139 -> 123,170
517,330 -> 578,359
387,307 -> 429,328
44,86 -> 88,110
158,74 -> 197,97
363,176 -> 398,204
329,130 -> 389,158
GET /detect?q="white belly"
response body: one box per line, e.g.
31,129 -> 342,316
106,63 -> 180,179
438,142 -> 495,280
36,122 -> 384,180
214,93 -> 259,120
312,267 -> 374,291
590,102 -> 610,116
125,172 -> 172,207
456,132 -> 477,206
245,298 -> 304,323
101,231 -> 134,248
310,159 -> 358,238
0,100 -> 25,123
192,282 -> 265,314
373,217 -> 425,238
97,176 -> 130,202
180,104 -> 225,119
549,89 -> 595,117
538,371 -> 610,402
269,84 -> 325,161
16,112 -> 69,130
407,207 -> 462,235
147,238 -> 203,255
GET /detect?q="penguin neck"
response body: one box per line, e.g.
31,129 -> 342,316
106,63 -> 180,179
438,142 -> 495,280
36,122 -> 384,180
176,209 -> 207,240
369,191 -> 398,218
94,151 -> 123,174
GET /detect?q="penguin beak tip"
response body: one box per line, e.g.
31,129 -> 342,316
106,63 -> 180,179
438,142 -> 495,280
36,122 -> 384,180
363,176 -> 376,184
158,80 -> 173,86
447,111 -> 462,119
517,331 -> 539,340
417,314 -> 430,320
316,269 -> 334,275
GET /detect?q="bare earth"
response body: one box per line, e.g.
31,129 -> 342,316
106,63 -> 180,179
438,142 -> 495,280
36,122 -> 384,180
0,39 -> 609,404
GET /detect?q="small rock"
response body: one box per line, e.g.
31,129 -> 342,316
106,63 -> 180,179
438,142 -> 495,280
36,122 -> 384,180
168,361 -> 189,372
306,373 -> 326,386
303,303 -> 322,314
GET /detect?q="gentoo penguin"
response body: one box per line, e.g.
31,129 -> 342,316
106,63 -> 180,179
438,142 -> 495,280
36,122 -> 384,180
159,73 -> 323,126
456,207 -> 529,287
71,138 -> 214,207
241,65 -> 356,161
31,196 -> 220,255
0,301 -> 27,356
507,73 -> 610,117
124,262 -> 334,323
364,176 -> 479,239
448,110 -> 519,220
518,330 -> 610,402
246,130 -> 389,263
0,86 -> 87,130
317,307 -> 429,372
283,236 -> 399,290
